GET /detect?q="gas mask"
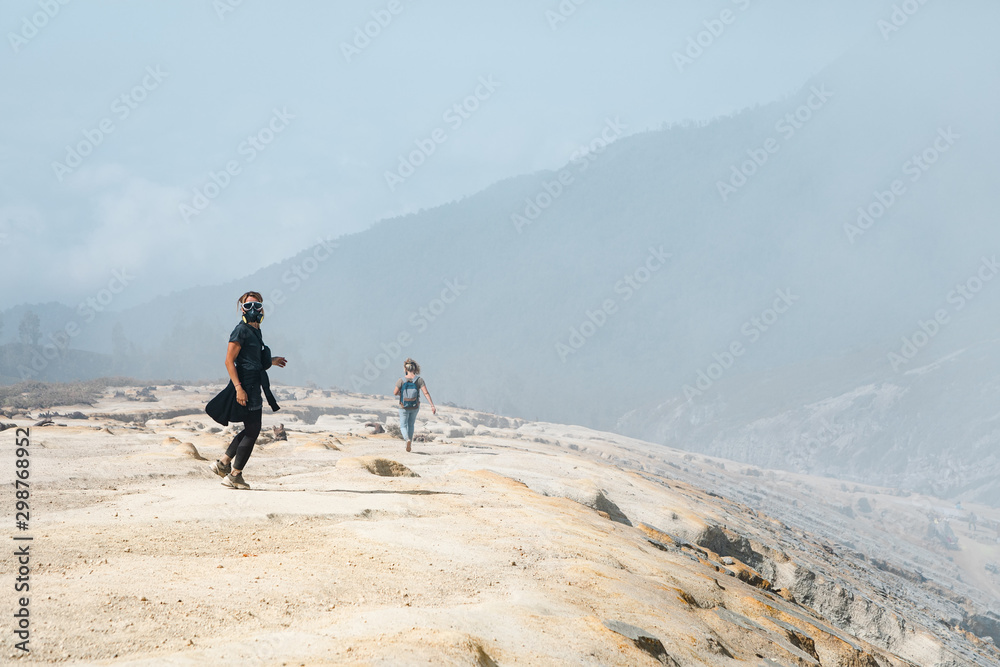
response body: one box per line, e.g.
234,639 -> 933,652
240,301 -> 264,324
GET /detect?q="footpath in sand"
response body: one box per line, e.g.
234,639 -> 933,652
2,384 -> 999,666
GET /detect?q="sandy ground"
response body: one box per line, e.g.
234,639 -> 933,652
1,384 -> 998,666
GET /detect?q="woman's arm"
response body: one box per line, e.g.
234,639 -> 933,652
393,380 -> 401,397
226,342 -> 248,406
421,385 -> 437,415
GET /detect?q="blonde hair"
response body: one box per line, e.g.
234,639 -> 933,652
238,291 -> 263,306
403,358 -> 420,374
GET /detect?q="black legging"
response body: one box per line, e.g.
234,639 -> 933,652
225,408 -> 262,471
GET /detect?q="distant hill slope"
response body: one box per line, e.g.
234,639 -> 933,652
0,342 -> 113,384
619,308 -> 1000,506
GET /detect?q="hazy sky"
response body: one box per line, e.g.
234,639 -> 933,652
3,0 -> 884,308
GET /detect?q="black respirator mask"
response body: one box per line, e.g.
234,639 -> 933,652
241,301 -> 264,324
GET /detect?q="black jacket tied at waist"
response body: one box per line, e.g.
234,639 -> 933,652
205,344 -> 280,426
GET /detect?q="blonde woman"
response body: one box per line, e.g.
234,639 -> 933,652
205,291 -> 287,489
393,358 -> 436,452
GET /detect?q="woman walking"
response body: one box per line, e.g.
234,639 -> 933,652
205,291 -> 287,489
394,358 -> 436,452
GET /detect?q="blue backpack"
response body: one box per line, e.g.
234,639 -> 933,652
400,376 -> 420,409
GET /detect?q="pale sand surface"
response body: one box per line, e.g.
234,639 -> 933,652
2,384 -> 999,665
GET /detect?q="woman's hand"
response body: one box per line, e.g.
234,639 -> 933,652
272,356 -> 287,368
236,386 -> 248,406
431,405 -> 437,415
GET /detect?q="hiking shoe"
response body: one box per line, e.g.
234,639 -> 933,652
406,440 -> 411,452
222,472 -> 250,490
210,459 -> 231,478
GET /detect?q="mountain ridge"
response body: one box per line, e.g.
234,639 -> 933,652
4,3 -> 999,505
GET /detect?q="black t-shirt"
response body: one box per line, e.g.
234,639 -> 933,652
229,322 -> 264,374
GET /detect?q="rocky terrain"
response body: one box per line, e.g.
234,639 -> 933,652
2,383 -> 999,665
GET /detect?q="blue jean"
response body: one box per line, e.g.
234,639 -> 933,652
399,408 -> 418,442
